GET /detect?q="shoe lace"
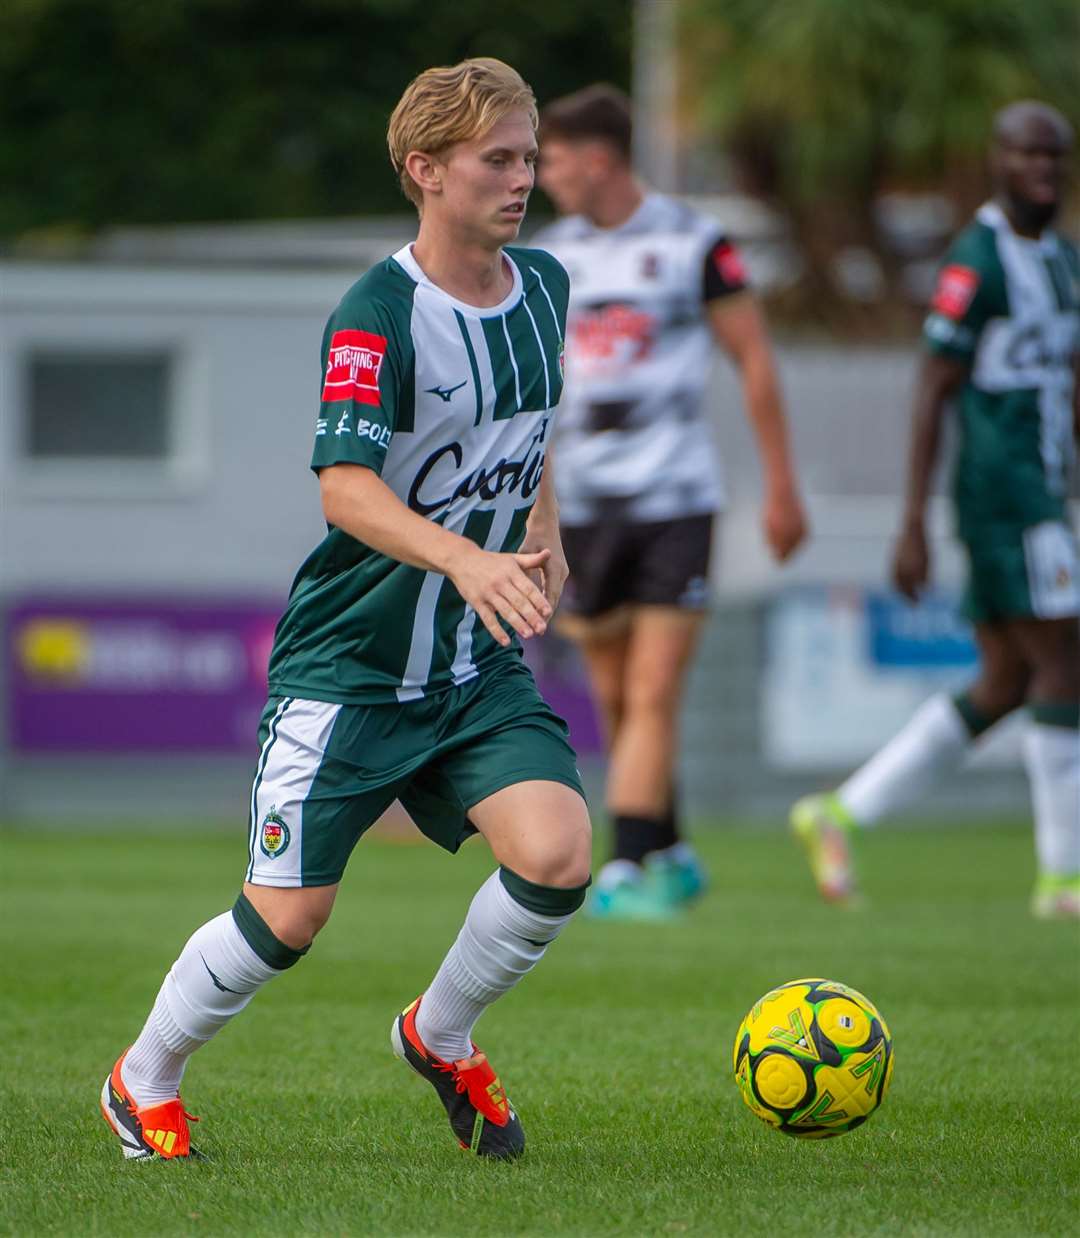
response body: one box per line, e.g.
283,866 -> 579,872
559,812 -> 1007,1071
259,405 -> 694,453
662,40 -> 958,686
126,1095 -> 200,1125
435,1057 -> 508,1111
433,1058 -> 471,1096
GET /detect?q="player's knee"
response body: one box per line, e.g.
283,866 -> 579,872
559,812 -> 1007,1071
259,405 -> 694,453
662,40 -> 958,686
625,676 -> 679,719
511,821 -> 592,890
239,884 -> 334,952
969,670 -> 1029,720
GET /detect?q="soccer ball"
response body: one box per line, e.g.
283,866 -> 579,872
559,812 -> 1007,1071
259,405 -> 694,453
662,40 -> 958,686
733,977 -> 893,1139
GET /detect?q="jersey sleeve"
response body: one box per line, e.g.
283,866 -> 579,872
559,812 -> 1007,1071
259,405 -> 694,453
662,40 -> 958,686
310,295 -> 404,475
922,231 -> 998,360
702,234 -> 749,303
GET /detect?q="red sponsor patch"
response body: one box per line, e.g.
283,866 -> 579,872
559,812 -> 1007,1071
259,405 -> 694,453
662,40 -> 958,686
321,329 -> 386,406
572,304 -> 655,362
712,240 -> 747,287
931,265 -> 979,320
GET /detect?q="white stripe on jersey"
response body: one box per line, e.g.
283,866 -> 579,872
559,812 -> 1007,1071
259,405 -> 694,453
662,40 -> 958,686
529,265 -> 562,337
397,570 -> 448,703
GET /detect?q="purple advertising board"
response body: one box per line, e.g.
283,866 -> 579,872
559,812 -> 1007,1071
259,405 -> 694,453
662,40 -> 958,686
5,597 -> 603,756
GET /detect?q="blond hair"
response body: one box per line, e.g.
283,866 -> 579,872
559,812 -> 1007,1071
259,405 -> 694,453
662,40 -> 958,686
387,58 -> 538,209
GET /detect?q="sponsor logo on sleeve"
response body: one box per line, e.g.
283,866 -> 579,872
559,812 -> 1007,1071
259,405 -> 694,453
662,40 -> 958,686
931,265 -> 980,320
322,329 -> 387,406
712,240 -> 747,286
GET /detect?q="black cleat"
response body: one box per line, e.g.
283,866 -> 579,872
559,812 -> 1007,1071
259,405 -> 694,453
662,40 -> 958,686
391,996 -> 525,1160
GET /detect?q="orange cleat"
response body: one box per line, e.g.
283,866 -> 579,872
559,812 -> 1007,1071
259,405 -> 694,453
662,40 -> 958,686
99,1050 -> 200,1160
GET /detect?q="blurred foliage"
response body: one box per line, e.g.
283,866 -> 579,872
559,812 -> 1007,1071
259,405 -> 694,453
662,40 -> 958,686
0,0 -> 631,239
682,0 -> 1080,318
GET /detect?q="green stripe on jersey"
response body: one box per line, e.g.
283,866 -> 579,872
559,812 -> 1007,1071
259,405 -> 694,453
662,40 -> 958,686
480,313 -> 522,420
454,309 -> 484,427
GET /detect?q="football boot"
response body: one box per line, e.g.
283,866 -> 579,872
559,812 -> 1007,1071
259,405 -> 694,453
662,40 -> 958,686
645,846 -> 708,907
790,793 -> 858,904
100,1049 -> 200,1160
1031,874 -> 1080,920
391,996 -> 525,1159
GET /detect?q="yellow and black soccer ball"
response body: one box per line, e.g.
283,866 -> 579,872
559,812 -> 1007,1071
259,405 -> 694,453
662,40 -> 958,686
733,978 -> 894,1139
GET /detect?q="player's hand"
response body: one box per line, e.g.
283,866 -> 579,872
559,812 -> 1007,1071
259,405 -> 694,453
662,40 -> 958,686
518,524 -> 569,613
762,485 -> 808,562
448,545 -> 553,647
892,525 -> 930,600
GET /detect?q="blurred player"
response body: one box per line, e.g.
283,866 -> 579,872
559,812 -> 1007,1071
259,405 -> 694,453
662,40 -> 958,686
792,101 -> 1080,918
101,58 -> 590,1162
534,85 -> 806,919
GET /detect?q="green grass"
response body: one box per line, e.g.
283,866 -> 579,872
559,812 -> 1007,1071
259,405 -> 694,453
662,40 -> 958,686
2,821 -> 1078,1236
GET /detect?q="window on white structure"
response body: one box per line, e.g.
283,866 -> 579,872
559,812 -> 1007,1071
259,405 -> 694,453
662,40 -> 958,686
25,353 -> 172,461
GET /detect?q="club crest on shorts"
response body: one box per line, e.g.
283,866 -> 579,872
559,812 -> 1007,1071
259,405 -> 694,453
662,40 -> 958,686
260,808 -> 290,859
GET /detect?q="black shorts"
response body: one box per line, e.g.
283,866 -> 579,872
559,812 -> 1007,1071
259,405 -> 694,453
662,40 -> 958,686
560,513 -> 715,617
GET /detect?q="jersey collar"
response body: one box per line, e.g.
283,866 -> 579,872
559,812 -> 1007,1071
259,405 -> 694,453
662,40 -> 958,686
977,201 -> 1060,254
392,244 -> 523,318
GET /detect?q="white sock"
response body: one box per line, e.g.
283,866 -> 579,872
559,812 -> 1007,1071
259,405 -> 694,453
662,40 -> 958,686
838,693 -> 971,827
1023,722 -> 1080,878
415,870 -> 577,1062
123,911 -> 282,1106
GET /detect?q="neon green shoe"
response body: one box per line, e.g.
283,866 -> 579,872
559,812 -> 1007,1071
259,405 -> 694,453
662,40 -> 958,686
790,793 -> 858,904
1031,874 -> 1080,920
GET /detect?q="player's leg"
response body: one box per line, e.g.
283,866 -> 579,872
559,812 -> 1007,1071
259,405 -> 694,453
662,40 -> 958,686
586,513 -> 712,916
598,605 -> 706,906
1009,614 -> 1080,917
103,697 -> 373,1159
567,607 -> 632,741
792,620 -> 1029,901
557,520 -> 642,895
565,611 -> 659,901
391,668 -> 590,1157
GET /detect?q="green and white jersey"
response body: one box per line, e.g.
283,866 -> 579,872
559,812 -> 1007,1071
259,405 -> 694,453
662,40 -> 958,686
267,244 -> 569,704
923,201 -> 1080,537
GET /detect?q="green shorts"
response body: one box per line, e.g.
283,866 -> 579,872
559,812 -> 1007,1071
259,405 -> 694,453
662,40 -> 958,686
245,655 -> 584,887
961,519 -> 1080,625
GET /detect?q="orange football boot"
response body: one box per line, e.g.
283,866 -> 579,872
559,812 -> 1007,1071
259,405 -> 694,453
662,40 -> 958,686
100,1050 -> 199,1160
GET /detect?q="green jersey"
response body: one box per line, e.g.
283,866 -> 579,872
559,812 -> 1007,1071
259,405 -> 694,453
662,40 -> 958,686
267,244 -> 569,704
923,201 -> 1080,539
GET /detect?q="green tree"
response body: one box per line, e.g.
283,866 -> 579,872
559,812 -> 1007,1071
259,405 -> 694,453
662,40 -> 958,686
0,0 -> 631,241
682,0 -> 1080,318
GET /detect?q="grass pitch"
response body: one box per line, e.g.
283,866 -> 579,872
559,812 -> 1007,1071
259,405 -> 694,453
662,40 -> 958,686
2,819 -> 1078,1236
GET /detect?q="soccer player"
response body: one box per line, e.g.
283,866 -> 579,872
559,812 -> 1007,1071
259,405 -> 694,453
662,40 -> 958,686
533,85 -> 806,919
792,101 -> 1080,919
100,58 -> 591,1162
